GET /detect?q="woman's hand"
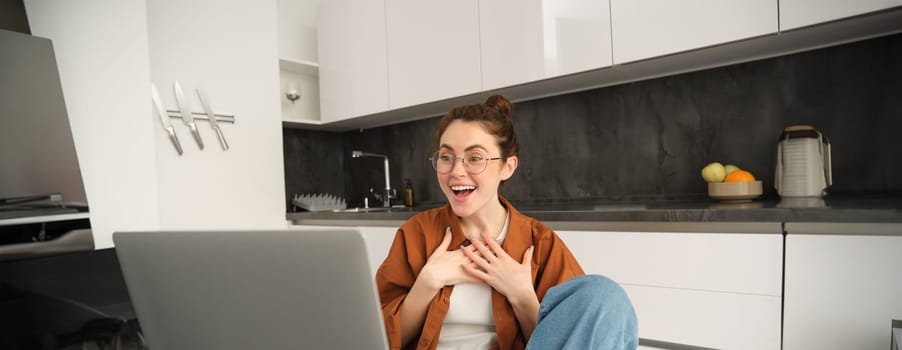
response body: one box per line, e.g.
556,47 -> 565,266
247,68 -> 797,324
461,233 -> 536,305
419,227 -> 481,290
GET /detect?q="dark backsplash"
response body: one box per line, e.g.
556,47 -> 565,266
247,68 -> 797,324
284,33 -> 902,210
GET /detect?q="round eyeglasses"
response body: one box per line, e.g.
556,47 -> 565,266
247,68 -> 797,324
430,151 -> 502,175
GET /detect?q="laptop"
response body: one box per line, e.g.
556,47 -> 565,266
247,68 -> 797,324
113,229 -> 389,350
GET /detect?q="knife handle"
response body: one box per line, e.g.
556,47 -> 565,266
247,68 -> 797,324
214,127 -> 229,151
188,123 -> 204,150
166,127 -> 183,155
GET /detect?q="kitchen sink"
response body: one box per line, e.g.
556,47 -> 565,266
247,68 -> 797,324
591,204 -> 647,212
332,207 -> 394,213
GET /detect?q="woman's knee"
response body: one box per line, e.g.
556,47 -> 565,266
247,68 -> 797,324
538,275 -> 638,348
570,275 -> 626,297
568,275 -> 635,314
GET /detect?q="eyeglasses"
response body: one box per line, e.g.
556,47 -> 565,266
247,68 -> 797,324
430,151 -> 502,174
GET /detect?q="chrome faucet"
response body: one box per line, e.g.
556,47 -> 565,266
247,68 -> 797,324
352,150 -> 396,207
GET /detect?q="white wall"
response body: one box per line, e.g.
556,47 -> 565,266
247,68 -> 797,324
145,0 -> 287,232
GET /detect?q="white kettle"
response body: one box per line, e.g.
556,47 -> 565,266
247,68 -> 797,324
775,125 -> 832,197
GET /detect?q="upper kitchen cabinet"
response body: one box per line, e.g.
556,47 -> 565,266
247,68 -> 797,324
385,0 -> 482,109
479,0 -> 613,91
317,0 -> 389,123
780,0 -> 902,30
610,0 -> 777,64
277,0 -> 319,64
278,0 -> 321,125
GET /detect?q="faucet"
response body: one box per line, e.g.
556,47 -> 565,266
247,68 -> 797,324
352,150 -> 396,207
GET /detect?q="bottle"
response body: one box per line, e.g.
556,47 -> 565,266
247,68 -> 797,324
403,179 -> 415,208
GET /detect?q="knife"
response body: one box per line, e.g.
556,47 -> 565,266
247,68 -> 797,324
151,83 -> 183,155
173,80 -> 204,150
196,88 -> 229,150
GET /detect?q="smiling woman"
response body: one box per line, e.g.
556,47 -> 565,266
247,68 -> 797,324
375,95 -> 639,350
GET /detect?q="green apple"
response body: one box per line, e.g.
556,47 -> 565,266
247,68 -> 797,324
701,162 -> 726,183
724,164 -> 741,176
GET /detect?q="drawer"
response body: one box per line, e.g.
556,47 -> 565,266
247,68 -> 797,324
557,230 -> 783,296
625,284 -> 781,350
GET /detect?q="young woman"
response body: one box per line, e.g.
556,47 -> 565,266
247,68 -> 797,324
376,95 -> 637,350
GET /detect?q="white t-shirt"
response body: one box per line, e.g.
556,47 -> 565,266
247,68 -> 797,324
437,212 -> 510,350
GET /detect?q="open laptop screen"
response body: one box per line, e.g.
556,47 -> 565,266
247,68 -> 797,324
114,229 -> 389,350
0,29 -> 87,207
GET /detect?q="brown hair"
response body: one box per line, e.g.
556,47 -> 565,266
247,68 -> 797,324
435,94 -> 519,159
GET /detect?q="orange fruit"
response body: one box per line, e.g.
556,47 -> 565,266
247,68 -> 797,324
723,169 -> 756,182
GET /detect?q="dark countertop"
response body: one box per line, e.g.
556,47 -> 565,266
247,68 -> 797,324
287,194 -> 902,226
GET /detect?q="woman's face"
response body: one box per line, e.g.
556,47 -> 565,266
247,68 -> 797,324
436,120 -> 517,218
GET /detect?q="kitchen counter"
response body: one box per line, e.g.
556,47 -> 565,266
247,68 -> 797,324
287,194 -> 902,229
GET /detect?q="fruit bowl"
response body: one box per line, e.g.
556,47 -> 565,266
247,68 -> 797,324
708,181 -> 763,202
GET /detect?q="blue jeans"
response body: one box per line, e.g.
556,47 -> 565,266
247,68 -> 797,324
527,275 -> 638,350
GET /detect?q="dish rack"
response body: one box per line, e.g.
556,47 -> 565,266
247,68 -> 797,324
292,193 -> 346,212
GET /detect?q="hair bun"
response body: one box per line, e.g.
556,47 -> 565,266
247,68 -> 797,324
485,94 -> 513,119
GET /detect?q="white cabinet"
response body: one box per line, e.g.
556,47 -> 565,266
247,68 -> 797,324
279,60 -> 321,124
780,0 -> 902,30
27,0 -> 288,249
385,0 -> 481,109
317,0 -> 389,123
290,224 -> 398,276
294,221 -> 791,349
358,226 -> 398,275
783,223 -> 902,350
479,0 -> 613,90
277,0 -> 319,64
610,0 -> 777,64
313,0 -> 897,128
557,229 -> 783,349
277,0 -> 321,124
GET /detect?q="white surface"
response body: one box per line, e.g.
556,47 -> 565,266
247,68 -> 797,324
277,0 -> 321,123
317,0 -> 390,122
557,230 -> 783,296
610,0 -> 777,64
27,0 -> 288,249
783,234 -> 902,350
780,0 -> 902,30
145,0 -> 286,232
479,0 -> 613,90
279,58 -> 319,76
277,0 -> 319,63
558,229 -> 782,349
625,284 -> 782,349
291,224 -> 397,277
311,1 -> 900,130
297,223 -> 784,348
894,328 -> 901,350
25,0 -> 161,249
358,226 -> 398,276
279,69 -> 320,123
385,0 -> 482,109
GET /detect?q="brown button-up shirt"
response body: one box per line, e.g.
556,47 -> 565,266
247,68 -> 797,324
375,197 -> 584,350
